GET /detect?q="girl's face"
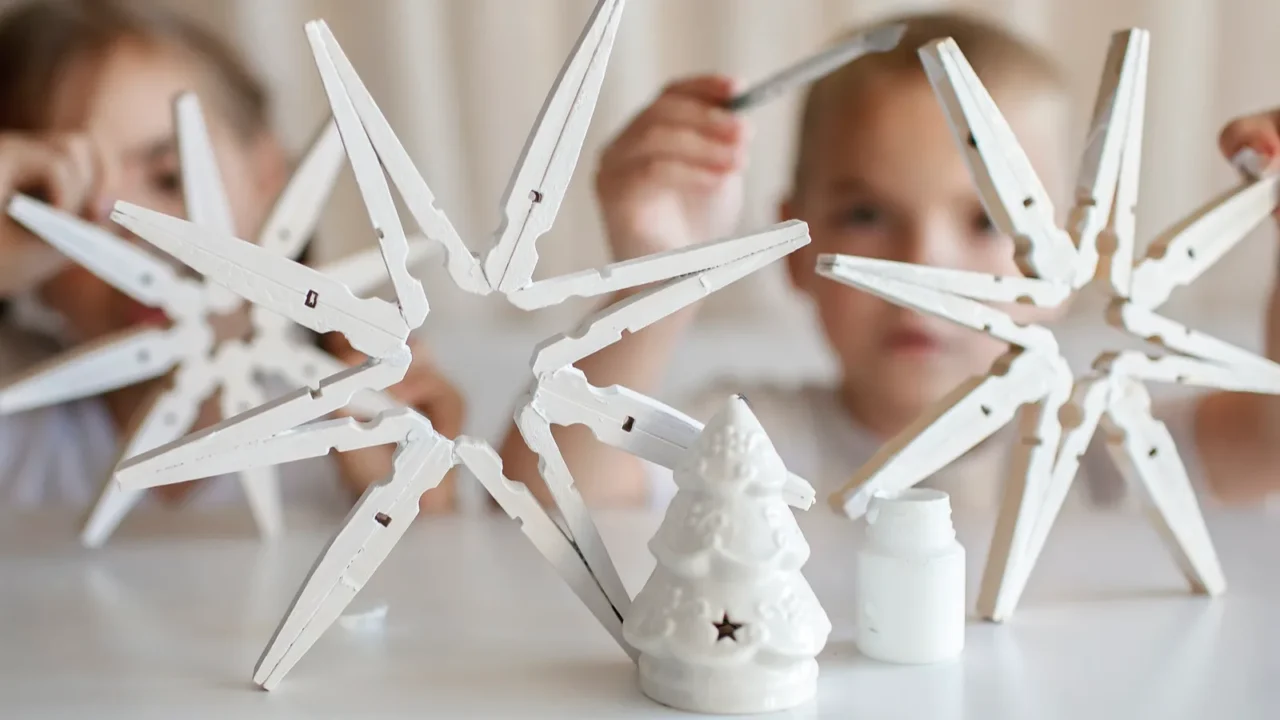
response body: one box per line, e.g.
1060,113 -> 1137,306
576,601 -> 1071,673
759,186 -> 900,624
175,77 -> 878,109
783,73 -> 1069,437
36,39 -> 283,342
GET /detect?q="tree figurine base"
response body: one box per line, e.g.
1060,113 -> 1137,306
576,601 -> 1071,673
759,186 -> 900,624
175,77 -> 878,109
638,655 -> 818,715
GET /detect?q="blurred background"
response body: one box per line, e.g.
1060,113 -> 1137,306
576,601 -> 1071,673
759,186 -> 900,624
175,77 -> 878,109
7,0 -> 1277,491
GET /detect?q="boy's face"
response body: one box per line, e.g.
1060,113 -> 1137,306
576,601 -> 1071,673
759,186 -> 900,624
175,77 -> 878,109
783,71 -> 1068,433
37,40 -> 285,343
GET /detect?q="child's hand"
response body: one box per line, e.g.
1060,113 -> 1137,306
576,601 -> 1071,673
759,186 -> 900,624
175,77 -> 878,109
383,344 -> 465,442
324,333 -> 465,513
596,75 -> 750,260
0,133 -> 102,295
1219,108 -> 1280,189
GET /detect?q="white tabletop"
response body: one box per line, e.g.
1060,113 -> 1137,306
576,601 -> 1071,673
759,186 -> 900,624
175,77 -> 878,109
0,506 -> 1277,719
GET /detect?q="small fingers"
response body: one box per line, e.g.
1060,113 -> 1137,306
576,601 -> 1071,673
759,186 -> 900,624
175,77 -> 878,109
424,381 -> 465,440
605,123 -> 744,175
611,157 -> 729,195
388,358 -> 466,440
418,471 -> 456,514
632,92 -> 744,142
0,133 -> 104,220
661,74 -> 741,104
1219,111 -> 1280,174
0,139 -> 61,206
601,76 -> 749,174
49,134 -> 103,216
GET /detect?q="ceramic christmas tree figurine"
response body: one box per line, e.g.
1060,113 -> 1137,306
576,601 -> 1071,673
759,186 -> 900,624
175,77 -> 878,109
624,395 -> 831,715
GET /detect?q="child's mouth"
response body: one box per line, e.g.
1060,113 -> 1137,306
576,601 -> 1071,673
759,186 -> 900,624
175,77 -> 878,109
885,328 -> 941,354
124,301 -> 170,328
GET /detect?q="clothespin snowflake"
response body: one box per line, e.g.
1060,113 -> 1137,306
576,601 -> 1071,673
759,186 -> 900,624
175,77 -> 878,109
0,97 -> 414,547
821,31 -> 1280,621
107,0 -> 815,689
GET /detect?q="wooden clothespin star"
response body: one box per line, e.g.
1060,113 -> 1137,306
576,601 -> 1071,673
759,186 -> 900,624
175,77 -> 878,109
0,98 -> 417,547
822,30 -> 1280,621
110,0 -> 815,690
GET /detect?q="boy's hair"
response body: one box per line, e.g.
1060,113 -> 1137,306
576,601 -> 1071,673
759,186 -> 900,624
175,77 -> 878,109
793,11 -> 1065,192
0,0 -> 268,138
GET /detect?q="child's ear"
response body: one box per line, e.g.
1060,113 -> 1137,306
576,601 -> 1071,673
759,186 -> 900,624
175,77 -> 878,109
779,197 -> 811,294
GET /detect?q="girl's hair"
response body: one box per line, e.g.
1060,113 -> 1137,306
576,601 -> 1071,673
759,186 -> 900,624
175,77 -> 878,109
792,11 -> 1065,193
0,0 -> 269,137
0,1 -> 287,324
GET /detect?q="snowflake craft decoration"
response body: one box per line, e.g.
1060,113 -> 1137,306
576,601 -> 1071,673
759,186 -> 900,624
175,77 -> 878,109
107,0 -> 820,689
822,32 -> 1280,621
0,97 -> 417,547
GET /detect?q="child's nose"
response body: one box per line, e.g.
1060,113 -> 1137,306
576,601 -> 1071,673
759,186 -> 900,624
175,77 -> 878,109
896,220 -> 961,268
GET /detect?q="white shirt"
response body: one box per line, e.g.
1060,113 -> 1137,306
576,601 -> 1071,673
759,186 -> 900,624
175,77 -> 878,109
0,324 -> 351,513
650,378 -> 1205,513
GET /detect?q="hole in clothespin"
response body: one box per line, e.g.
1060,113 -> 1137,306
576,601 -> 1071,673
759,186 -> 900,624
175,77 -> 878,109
1022,197 -> 1034,208
305,290 -> 319,308
529,190 -> 543,203
374,512 -> 391,527
966,133 -> 977,148
980,405 -> 992,416
1148,447 -> 1158,458
1187,248 -> 1196,259
140,273 -> 153,287
375,228 -> 385,239
622,416 -> 636,432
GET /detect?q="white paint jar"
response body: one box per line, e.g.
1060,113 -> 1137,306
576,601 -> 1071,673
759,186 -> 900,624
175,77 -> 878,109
855,488 -> 966,664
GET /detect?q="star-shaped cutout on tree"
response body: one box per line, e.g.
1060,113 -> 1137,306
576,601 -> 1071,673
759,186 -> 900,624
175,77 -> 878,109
0,96 -> 416,547
713,612 -> 744,642
102,0 -> 819,690
820,31 -> 1280,621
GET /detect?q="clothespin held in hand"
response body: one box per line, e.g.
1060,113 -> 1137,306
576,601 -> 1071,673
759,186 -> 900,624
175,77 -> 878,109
1233,147 -> 1273,180
724,24 -> 906,112
1231,147 -> 1280,227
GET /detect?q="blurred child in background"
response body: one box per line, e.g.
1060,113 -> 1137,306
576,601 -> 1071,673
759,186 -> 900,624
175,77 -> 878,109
0,0 -> 462,512
499,11 -> 1280,511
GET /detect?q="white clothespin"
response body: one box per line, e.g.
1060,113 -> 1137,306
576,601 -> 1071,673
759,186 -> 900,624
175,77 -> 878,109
723,23 -> 906,112
0,97 -> 414,548
824,30 -> 1275,621
109,0 -> 814,691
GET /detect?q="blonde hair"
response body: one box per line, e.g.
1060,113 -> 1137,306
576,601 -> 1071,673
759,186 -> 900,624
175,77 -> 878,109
793,11 -> 1065,192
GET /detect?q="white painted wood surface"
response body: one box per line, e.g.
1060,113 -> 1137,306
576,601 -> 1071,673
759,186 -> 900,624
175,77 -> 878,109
0,506 -> 1275,719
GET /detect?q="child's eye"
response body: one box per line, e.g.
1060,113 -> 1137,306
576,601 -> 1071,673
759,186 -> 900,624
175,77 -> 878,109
838,203 -> 884,228
150,171 -> 182,195
972,209 -> 997,235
